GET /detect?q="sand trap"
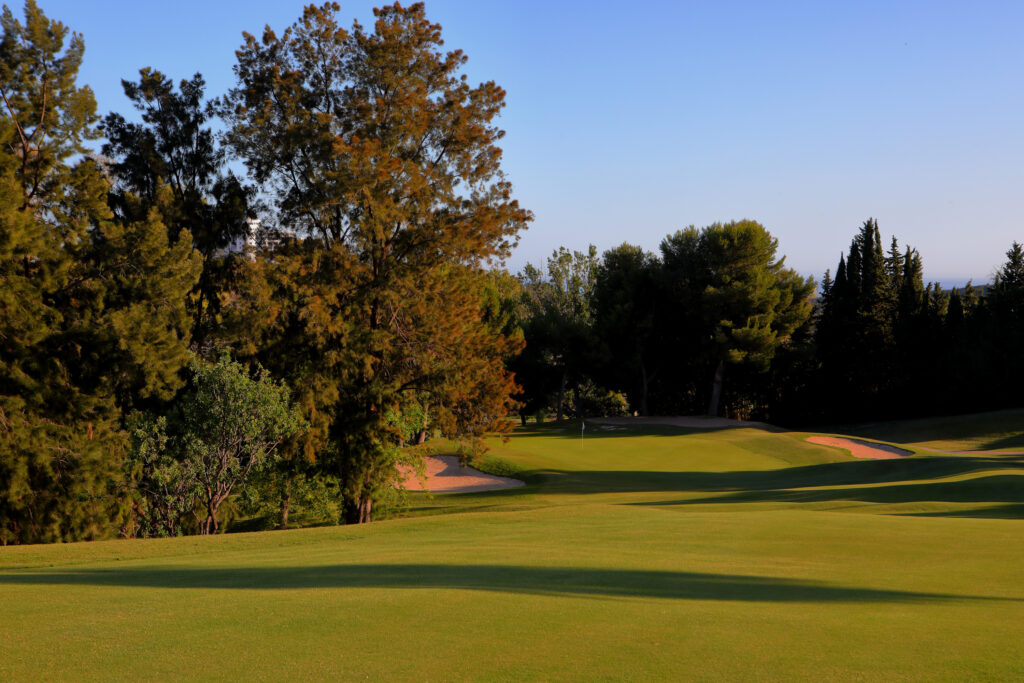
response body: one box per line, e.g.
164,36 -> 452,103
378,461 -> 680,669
807,436 -> 912,460
399,455 -> 525,493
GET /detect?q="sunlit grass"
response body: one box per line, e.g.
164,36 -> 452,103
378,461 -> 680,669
3,412 -> 1023,680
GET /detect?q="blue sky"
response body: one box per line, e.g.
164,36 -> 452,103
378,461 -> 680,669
31,0 -> 1024,285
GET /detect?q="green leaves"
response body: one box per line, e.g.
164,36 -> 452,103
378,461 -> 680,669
125,353 -> 305,536
220,3 -> 528,523
0,1 -> 203,544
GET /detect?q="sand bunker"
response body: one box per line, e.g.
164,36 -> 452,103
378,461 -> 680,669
400,455 -> 525,493
807,436 -> 912,460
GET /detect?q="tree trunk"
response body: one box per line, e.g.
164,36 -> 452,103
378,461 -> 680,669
343,495 -> 373,525
555,371 -> 567,421
279,487 -> 290,530
640,360 -> 649,417
573,383 -> 582,419
204,503 -> 219,535
414,402 -> 430,444
707,359 -> 725,417
342,499 -> 361,525
519,412 -> 527,427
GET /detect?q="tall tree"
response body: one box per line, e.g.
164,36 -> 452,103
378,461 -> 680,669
222,2 -> 529,524
517,245 -> 599,420
591,243 -> 661,415
102,68 -> 253,344
987,242 -> 1024,402
661,221 -> 814,417
0,1 -> 200,544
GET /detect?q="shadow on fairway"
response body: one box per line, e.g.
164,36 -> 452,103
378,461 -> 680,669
635,473 -> 1024,516
533,455 -> 1024,495
897,503 -> 1024,519
0,563 -> 1012,603
969,434 -> 1024,452
824,408 -> 1024,451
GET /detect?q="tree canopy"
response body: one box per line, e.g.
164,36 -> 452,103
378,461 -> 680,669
220,1 -> 530,523
0,0 -> 200,544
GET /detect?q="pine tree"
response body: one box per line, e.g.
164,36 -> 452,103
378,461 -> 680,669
0,1 -> 200,543
591,243 -> 661,415
662,221 -> 814,417
222,3 -> 529,524
987,242 -> 1024,402
102,69 -> 253,345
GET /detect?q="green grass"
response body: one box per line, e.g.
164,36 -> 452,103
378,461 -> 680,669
3,415 -> 1024,680
829,407 -> 1024,451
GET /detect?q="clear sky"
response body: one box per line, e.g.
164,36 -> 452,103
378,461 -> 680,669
29,0 -> 1024,285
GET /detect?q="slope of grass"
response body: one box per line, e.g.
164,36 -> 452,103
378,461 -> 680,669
3,419 -> 1023,681
831,407 -> 1024,451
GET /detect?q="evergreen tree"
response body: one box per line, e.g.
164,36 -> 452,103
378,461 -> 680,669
222,3 -> 529,524
0,1 -> 200,544
858,219 -> 887,315
591,243 -> 661,415
845,237 -> 862,304
102,68 -> 253,345
885,236 -> 904,312
661,221 -> 814,417
517,246 -> 600,421
987,242 -> 1024,403
898,248 -> 924,321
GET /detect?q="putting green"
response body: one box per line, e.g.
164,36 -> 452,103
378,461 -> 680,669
2,415 -> 1023,680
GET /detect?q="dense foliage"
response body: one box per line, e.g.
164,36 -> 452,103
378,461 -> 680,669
813,220 -> 1024,423
514,221 -> 816,421
0,1 -> 201,544
1,1 -> 1021,544
0,1 -> 527,543
515,220 -> 1024,426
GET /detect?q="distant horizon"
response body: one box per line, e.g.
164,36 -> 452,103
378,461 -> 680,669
503,240 -> 1009,291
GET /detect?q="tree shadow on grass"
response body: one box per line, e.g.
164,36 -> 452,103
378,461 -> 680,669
532,455 -> 1024,495
0,563 -> 1012,604
897,503 -> 1024,519
968,433 -> 1024,452
635,474 -> 1024,512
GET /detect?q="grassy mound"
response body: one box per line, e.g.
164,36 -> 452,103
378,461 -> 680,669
3,416 -> 1023,680
828,407 -> 1024,451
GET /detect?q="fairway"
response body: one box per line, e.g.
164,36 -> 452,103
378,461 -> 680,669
3,417 -> 1024,681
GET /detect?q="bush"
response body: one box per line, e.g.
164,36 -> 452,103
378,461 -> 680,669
577,379 -> 630,417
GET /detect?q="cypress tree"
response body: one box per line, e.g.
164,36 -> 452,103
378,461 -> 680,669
988,242 -> 1024,402
885,236 -> 904,314
846,238 -> 862,305
898,248 -> 925,321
